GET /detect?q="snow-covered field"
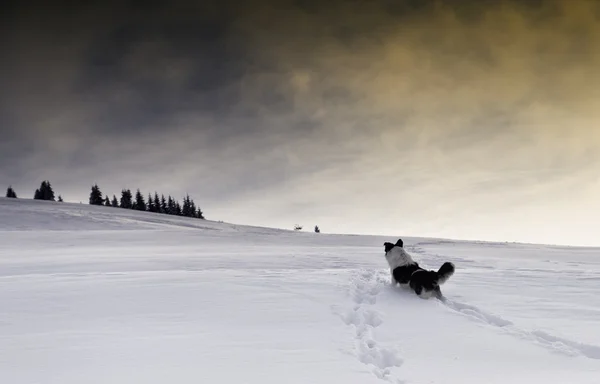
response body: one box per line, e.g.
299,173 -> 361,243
1,197 -> 599,384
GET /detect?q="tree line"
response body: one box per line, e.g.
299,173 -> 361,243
89,184 -> 204,219
5,181 -> 204,219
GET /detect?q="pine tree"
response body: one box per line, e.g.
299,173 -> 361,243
147,193 -> 155,212
314,225 -> 320,233
57,195 -> 63,202
120,189 -> 133,209
153,193 -> 160,213
167,196 -> 175,215
196,206 -> 205,219
182,194 -> 191,217
111,195 -> 119,207
104,196 -> 111,206
5,186 -> 17,198
134,189 -> 146,211
189,198 -> 197,218
175,201 -> 182,216
89,184 -> 104,205
42,181 -> 55,201
34,180 -> 55,201
160,195 -> 167,214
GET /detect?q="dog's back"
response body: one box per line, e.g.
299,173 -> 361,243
392,263 -> 421,285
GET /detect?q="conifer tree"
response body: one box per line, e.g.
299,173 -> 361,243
134,189 -> 146,211
34,180 -> 55,201
5,186 -> 17,198
57,195 -> 63,202
89,184 -> 104,205
120,189 -> 133,209
189,198 -> 197,218
111,195 -> 119,207
147,193 -> 155,212
43,181 -> 55,201
175,201 -> 182,216
167,196 -> 175,215
104,196 -> 111,206
182,194 -> 191,217
160,194 -> 167,214
196,206 -> 205,219
153,193 -> 160,213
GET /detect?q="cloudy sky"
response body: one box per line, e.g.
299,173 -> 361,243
2,0 -> 599,246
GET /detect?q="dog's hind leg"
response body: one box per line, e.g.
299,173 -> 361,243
390,268 -> 398,286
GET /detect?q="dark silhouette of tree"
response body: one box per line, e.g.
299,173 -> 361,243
34,180 -> 55,201
5,186 -> 17,198
167,196 -> 175,215
43,181 -> 55,201
57,195 -> 63,202
147,193 -> 155,212
187,197 -> 204,219
160,194 -> 167,214
89,184 -> 104,205
314,225 -> 320,233
111,195 -> 118,207
104,197 -> 111,206
120,189 -> 133,209
175,201 -> 182,216
153,193 -> 160,213
134,189 -> 146,211
182,194 -> 192,217
189,197 -> 197,218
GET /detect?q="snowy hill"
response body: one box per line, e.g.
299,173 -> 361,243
1,197 -> 599,384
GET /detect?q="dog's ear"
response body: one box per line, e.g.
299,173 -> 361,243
395,238 -> 404,248
384,242 -> 395,253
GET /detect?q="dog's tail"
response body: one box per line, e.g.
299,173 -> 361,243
436,262 -> 455,285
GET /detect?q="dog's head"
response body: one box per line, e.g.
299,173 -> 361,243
383,238 -> 404,253
384,242 -> 395,253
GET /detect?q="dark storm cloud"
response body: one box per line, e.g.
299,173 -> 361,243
1,0 -> 270,197
1,0 -> 600,245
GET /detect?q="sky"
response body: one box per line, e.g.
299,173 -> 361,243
1,0 -> 600,246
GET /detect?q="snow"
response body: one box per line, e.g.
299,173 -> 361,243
1,197 -> 599,383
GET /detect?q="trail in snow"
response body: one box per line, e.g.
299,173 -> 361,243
404,241 -> 600,361
336,263 -> 600,378
335,265 -> 600,384
336,270 -> 404,383
442,297 -> 600,360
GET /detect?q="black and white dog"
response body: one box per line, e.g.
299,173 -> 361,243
384,238 -> 455,300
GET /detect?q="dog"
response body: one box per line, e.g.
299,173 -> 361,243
383,238 -> 455,300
